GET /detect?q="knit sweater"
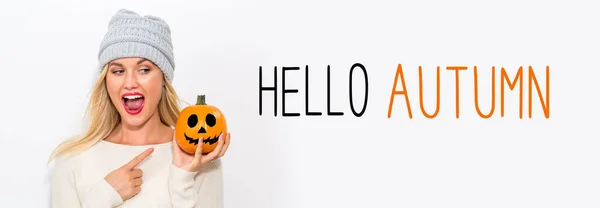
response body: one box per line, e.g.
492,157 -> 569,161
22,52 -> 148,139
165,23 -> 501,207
50,140 -> 223,208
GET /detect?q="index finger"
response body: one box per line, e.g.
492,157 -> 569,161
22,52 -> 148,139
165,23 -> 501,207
123,148 -> 154,169
200,134 -> 225,165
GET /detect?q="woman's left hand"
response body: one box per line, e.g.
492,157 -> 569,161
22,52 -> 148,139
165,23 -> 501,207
172,132 -> 230,172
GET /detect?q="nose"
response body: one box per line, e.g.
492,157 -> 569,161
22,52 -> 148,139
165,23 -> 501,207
198,126 -> 207,133
123,70 -> 139,90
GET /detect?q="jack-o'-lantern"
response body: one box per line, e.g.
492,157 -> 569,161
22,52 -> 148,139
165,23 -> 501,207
175,94 -> 227,154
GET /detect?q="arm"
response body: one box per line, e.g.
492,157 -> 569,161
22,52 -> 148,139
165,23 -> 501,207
50,157 -> 82,208
50,157 -> 124,208
167,164 -> 203,207
82,147 -> 155,207
80,178 -> 124,208
169,132 -> 229,208
168,159 -> 224,208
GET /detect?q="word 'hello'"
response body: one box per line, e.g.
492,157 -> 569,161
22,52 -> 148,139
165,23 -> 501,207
258,64 -> 369,117
258,64 -> 550,119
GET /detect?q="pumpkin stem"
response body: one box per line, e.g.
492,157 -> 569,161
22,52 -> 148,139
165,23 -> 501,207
196,95 -> 206,105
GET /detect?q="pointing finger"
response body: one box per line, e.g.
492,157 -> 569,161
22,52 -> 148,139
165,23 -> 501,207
124,148 -> 154,169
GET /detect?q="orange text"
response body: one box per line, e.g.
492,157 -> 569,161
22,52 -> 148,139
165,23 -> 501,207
387,64 -> 550,119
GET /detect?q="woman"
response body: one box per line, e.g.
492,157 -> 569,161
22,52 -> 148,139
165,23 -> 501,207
48,9 -> 230,208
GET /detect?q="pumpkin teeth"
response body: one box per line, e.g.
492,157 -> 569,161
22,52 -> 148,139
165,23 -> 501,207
202,133 -> 221,145
184,133 -> 199,145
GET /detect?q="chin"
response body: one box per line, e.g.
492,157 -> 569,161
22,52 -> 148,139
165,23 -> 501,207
120,115 -> 150,127
116,106 -> 154,127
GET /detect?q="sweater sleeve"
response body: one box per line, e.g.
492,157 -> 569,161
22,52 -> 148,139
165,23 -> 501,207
80,178 -> 124,208
167,164 -> 204,207
167,159 -> 224,208
50,157 -> 82,208
51,156 -> 123,208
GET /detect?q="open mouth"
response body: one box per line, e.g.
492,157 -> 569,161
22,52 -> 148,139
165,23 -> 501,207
184,133 -> 221,145
122,92 -> 145,115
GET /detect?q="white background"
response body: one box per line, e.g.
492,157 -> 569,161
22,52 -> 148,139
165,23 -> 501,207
1,0 -> 599,207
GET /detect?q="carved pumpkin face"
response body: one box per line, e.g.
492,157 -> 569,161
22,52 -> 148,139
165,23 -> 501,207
175,95 -> 227,154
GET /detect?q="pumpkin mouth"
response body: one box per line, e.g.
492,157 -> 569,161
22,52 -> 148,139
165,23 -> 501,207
203,134 -> 220,145
184,133 -> 221,145
184,133 -> 199,145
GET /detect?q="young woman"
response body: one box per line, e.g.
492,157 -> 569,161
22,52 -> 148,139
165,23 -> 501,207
48,9 -> 230,207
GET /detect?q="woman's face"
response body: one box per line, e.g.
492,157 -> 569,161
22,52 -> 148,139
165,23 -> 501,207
105,57 -> 164,127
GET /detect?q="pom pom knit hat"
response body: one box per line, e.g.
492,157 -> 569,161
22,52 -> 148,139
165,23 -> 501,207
97,9 -> 175,82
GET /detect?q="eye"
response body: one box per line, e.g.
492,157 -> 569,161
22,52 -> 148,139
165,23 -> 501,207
187,114 -> 198,127
205,114 -> 216,127
140,67 -> 150,74
112,69 -> 124,75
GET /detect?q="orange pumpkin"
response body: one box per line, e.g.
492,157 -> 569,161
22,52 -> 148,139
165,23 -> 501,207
175,94 -> 227,154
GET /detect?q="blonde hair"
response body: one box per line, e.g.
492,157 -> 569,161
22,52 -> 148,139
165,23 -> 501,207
48,65 -> 181,163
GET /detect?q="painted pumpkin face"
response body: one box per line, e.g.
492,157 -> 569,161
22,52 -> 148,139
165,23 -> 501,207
175,95 -> 227,154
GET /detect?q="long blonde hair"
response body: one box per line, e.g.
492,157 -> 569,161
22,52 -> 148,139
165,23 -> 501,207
48,65 -> 181,163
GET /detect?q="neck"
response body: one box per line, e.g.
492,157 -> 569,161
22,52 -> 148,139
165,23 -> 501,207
109,110 -> 173,146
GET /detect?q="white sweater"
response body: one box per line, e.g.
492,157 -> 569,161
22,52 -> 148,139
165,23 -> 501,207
50,140 -> 223,208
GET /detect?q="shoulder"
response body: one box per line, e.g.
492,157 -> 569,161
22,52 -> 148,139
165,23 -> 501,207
49,152 -> 83,176
49,143 -> 107,187
49,142 -> 102,175
49,154 -> 80,186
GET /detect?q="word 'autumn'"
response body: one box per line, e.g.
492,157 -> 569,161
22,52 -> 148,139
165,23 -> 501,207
258,64 -> 550,119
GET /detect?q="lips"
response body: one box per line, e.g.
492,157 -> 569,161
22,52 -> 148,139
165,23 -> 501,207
122,92 -> 145,115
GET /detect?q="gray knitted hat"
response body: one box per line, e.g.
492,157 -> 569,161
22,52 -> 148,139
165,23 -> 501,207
97,9 -> 175,82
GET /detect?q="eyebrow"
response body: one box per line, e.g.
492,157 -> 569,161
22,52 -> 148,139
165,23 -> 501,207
108,58 -> 150,67
137,58 -> 150,64
108,62 -> 123,67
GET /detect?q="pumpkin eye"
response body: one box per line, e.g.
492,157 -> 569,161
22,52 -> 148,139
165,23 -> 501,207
206,113 -> 216,127
187,114 -> 198,127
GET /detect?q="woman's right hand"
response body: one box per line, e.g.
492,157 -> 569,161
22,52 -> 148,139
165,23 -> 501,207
104,147 -> 154,201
